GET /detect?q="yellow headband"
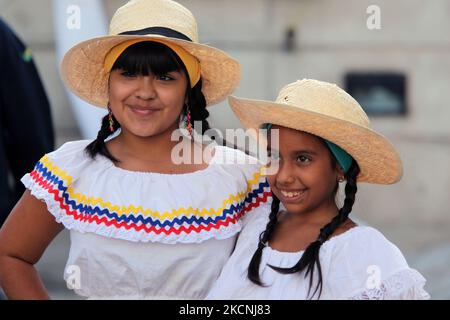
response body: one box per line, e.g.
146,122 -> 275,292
104,39 -> 201,88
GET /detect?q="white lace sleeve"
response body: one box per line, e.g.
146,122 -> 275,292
349,268 -> 430,300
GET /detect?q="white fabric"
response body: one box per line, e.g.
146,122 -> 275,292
66,230 -> 236,299
21,139 -> 272,299
207,211 -> 430,300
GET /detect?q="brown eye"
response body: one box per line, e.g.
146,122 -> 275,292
158,74 -> 174,81
297,155 -> 311,163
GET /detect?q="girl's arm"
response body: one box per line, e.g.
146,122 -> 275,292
0,190 -> 64,299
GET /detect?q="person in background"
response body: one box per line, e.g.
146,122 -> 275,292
0,18 -> 54,228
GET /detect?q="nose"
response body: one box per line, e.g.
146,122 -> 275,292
135,76 -> 156,100
274,160 -> 295,186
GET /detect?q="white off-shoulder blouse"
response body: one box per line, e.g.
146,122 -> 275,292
207,209 -> 430,300
21,140 -> 271,299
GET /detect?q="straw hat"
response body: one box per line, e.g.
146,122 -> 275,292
61,0 -> 240,108
229,79 -> 403,184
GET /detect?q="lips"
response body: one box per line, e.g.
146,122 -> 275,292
128,105 -> 161,117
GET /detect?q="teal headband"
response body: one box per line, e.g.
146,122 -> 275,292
262,123 -> 353,174
324,140 -> 353,174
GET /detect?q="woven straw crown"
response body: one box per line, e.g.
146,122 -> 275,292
109,0 -> 199,41
276,80 -> 371,129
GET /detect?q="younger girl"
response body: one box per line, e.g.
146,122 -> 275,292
207,79 -> 430,299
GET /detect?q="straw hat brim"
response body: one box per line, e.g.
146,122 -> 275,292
228,96 -> 403,184
61,35 -> 240,108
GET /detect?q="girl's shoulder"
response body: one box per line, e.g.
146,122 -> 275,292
323,225 -> 430,299
212,145 -> 263,175
327,225 -> 399,251
212,144 -> 269,193
26,139 -> 98,182
324,225 -> 409,273
49,138 -> 96,163
212,144 -> 272,224
52,139 -> 93,152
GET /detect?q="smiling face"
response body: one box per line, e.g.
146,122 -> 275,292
266,125 -> 343,217
109,69 -> 187,138
108,41 -> 189,138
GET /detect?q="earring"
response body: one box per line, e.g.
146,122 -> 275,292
338,177 -> 345,183
185,104 -> 193,136
108,104 -> 114,133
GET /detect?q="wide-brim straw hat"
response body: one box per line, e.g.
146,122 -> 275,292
61,0 -> 240,108
229,79 -> 403,184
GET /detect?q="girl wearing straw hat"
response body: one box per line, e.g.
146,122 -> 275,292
0,0 -> 270,299
207,79 -> 429,300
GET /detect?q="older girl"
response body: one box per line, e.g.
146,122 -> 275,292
0,0 -> 269,299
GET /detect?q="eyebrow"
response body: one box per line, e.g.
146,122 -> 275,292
266,148 -> 318,156
292,149 -> 318,155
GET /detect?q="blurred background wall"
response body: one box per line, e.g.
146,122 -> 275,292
1,0 -> 449,299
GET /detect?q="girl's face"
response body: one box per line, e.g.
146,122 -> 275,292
108,69 -> 188,138
266,126 -> 343,216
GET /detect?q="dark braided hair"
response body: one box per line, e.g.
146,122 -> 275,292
85,41 -> 210,162
85,111 -> 121,162
185,78 -> 210,134
248,194 -> 280,286
248,141 -> 361,299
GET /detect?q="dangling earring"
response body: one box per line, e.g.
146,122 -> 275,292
108,104 -> 114,133
185,104 -> 193,136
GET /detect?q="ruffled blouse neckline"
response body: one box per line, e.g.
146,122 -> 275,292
98,143 -> 219,178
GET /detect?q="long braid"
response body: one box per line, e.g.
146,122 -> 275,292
85,113 -> 121,162
186,79 -> 211,135
248,195 -> 280,286
269,161 -> 360,299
